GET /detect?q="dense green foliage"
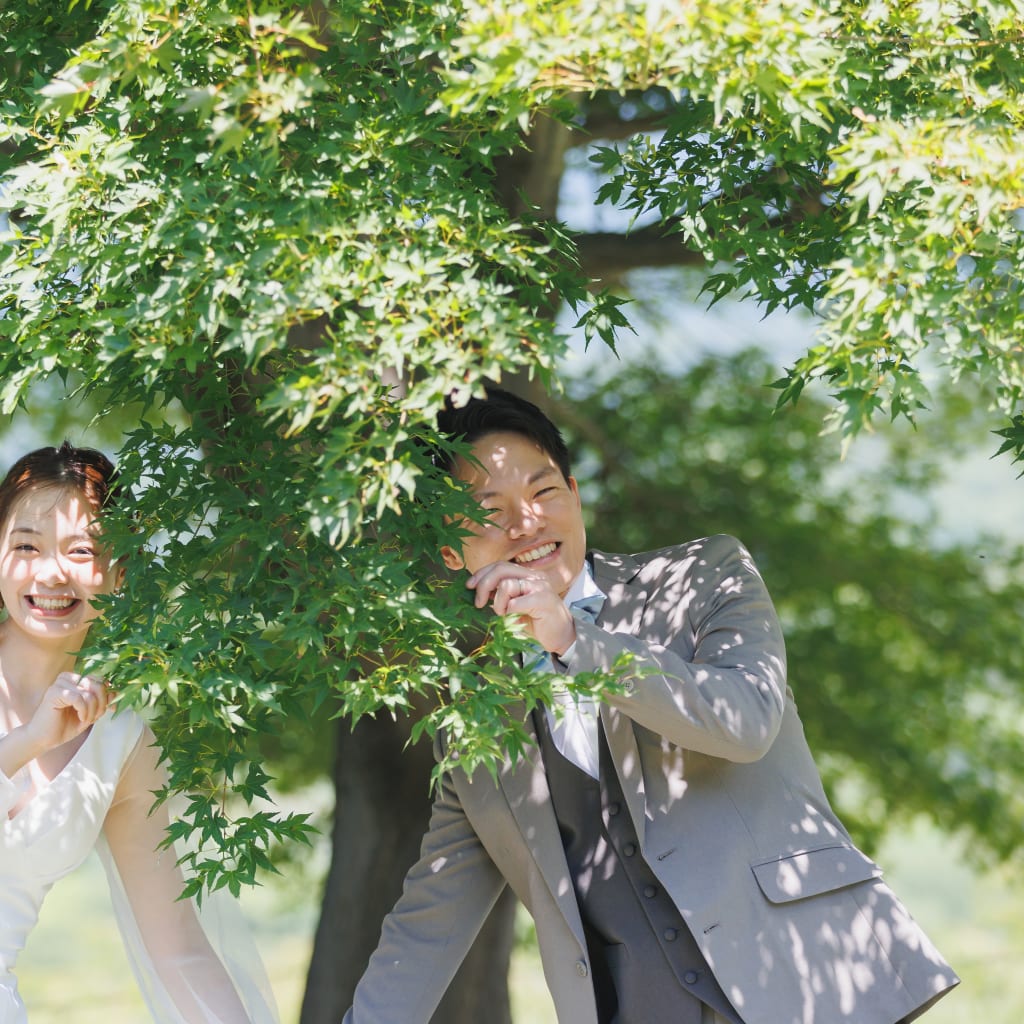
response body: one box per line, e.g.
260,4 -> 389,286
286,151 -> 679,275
451,0 -> 1024,450
2,0 -> 1023,887
0,0 -> 596,891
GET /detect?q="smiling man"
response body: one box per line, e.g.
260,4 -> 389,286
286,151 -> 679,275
345,388 -> 958,1024
440,426 -> 587,659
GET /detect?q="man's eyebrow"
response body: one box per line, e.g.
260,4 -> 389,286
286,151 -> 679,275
527,467 -> 559,486
473,466 -> 559,502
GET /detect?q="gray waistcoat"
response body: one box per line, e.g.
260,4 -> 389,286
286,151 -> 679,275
534,710 -> 742,1024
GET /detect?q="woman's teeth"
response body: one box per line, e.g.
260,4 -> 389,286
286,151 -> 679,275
30,596 -> 75,610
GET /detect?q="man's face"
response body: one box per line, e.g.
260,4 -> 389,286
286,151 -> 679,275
440,431 -> 586,599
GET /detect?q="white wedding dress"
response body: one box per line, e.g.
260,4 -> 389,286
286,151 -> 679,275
0,709 -> 278,1023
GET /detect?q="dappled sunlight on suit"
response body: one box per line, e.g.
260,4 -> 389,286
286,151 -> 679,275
345,535 -> 957,1024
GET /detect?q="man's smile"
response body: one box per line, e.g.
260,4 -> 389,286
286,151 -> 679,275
440,431 -> 587,598
513,542 -> 559,565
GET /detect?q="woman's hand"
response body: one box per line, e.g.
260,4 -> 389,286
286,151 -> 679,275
0,673 -> 110,786
22,672 -> 111,754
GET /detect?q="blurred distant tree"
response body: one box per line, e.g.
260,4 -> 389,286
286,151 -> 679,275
564,350 -> 1024,858
2,1 -> 1023,1019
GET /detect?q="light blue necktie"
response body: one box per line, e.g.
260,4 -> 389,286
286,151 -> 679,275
571,593 -> 605,626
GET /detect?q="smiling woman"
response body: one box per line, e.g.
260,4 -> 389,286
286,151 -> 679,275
0,442 -> 278,1024
0,448 -> 122,650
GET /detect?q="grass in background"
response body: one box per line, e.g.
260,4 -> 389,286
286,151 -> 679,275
873,818 -> 1024,1024
15,817 -> 1024,1022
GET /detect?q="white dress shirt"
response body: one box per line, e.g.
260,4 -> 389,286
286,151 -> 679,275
543,565 -> 606,779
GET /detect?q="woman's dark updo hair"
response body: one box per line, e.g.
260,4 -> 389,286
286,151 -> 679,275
0,441 -> 120,533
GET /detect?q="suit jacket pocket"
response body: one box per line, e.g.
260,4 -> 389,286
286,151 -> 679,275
751,842 -> 883,904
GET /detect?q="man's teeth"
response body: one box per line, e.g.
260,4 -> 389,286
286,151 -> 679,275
31,596 -> 75,610
515,542 -> 556,564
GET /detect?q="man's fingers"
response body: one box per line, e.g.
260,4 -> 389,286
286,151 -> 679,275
489,572 -> 537,614
465,560 -> 575,653
469,563 -> 519,607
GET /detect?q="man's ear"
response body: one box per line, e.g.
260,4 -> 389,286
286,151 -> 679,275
440,545 -> 464,571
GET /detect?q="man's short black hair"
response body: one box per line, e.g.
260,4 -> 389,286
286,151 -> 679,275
436,387 -> 572,481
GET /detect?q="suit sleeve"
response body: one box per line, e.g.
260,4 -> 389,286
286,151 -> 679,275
565,534 -> 788,763
344,764 -> 508,1024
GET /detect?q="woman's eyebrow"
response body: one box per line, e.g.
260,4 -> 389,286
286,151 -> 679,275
9,526 -> 96,544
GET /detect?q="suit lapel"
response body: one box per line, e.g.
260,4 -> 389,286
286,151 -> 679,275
590,550 -> 648,636
497,709 -> 588,946
591,551 -> 651,848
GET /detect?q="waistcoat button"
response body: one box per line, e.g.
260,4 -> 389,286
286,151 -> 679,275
643,885 -> 657,898
576,959 -> 589,978
623,842 -> 637,857
663,927 -> 678,942
684,970 -> 700,985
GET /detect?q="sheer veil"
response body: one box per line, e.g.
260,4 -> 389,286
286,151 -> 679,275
96,822 -> 279,1024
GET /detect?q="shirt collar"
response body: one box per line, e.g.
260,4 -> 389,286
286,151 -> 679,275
563,560 -> 605,608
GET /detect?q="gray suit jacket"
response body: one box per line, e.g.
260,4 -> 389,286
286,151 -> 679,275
345,535 -> 958,1024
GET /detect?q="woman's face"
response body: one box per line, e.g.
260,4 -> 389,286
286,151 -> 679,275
0,485 -> 120,646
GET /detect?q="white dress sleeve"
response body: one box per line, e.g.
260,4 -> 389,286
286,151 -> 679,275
98,727 -> 279,1024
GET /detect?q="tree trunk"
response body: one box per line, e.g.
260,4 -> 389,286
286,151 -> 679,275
299,714 -> 516,1024
301,114 -> 572,1024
